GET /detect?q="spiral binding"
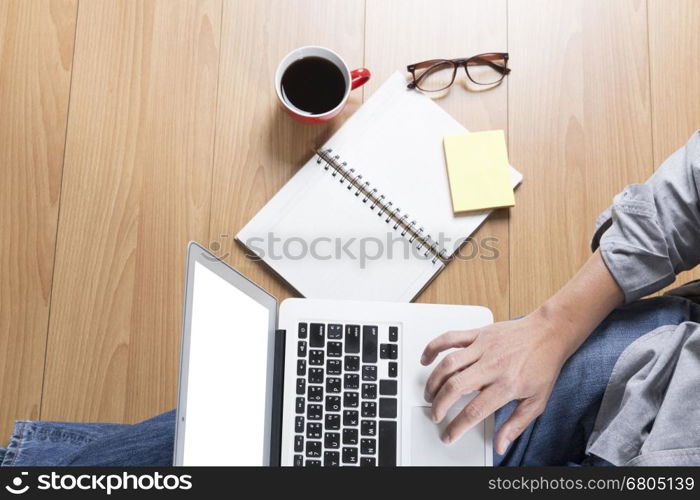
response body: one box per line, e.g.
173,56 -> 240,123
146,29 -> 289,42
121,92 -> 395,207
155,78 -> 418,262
316,148 -> 449,264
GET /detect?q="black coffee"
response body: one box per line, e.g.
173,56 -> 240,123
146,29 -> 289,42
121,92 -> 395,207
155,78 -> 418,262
281,56 -> 346,115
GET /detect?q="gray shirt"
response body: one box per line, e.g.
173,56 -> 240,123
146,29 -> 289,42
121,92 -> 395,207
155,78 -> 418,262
586,130 -> 700,465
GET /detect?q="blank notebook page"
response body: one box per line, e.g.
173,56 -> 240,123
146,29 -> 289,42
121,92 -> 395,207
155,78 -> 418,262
237,72 -> 522,302
236,157 -> 442,302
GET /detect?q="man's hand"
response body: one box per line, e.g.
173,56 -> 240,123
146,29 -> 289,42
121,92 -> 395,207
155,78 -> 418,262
420,250 -> 624,455
420,312 -> 570,455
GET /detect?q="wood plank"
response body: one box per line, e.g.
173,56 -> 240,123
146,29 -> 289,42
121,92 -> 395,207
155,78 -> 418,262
648,0 -> 700,290
365,0 -> 510,320
508,0 -> 654,317
649,0 -> 700,165
209,0 -> 366,301
0,0 -> 77,439
42,0 -> 221,423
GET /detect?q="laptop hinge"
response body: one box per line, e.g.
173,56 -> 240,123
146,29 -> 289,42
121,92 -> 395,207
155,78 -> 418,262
269,328 -> 285,466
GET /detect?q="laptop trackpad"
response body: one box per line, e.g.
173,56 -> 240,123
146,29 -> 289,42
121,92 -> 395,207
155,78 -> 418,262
410,405 -> 488,466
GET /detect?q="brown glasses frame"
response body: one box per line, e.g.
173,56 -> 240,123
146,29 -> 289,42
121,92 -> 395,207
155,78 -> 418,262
407,52 -> 510,91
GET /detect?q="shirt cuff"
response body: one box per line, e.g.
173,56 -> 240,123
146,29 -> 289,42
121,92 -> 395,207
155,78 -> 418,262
591,185 -> 676,303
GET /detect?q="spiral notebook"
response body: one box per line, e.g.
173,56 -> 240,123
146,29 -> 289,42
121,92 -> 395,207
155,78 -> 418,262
237,72 -> 522,302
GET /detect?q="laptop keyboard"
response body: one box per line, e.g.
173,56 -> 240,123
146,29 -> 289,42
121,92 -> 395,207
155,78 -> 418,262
294,322 -> 399,466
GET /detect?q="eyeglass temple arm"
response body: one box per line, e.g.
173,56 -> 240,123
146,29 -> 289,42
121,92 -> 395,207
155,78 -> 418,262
408,56 -> 510,74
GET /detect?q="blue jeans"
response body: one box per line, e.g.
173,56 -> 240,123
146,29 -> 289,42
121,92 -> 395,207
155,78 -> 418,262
2,296 -> 698,467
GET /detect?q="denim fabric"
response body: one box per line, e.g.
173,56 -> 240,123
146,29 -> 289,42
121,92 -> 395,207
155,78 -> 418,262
0,411 -> 175,467
0,421 -> 128,467
495,295 -> 700,466
59,411 -> 176,466
2,296 -> 697,467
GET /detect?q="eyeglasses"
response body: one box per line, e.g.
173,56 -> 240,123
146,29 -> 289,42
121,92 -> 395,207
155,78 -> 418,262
407,52 -> 510,92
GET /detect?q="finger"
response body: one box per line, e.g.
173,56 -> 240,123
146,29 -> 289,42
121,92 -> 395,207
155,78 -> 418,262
424,347 -> 481,403
442,385 -> 510,445
494,397 -> 546,455
431,363 -> 490,423
421,329 -> 479,365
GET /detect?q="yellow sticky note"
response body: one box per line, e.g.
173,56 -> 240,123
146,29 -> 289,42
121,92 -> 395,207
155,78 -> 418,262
443,130 -> 515,214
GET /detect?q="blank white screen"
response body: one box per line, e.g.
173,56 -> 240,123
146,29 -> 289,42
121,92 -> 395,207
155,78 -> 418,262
182,262 -> 271,465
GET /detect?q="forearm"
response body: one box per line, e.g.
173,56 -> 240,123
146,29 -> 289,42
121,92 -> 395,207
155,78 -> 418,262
532,249 -> 624,360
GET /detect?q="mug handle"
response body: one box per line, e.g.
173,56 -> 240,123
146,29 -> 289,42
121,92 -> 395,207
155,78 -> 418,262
350,68 -> 371,90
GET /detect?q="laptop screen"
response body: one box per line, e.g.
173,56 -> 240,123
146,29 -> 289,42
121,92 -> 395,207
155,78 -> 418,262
176,247 -> 276,466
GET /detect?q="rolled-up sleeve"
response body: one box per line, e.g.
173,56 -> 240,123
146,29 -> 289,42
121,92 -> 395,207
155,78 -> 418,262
591,131 -> 700,303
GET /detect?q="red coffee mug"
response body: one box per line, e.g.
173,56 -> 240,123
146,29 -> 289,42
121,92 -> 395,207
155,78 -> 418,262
275,46 -> 370,124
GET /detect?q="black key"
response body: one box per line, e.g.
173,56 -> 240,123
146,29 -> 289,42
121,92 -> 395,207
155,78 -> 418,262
389,344 -> 398,360
361,438 -> 376,455
307,404 -> 323,420
342,447 -> 358,465
325,396 -> 341,412
345,325 -> 360,353
324,451 -> 340,467
295,397 -> 305,414
328,324 -> 343,339
327,341 -> 342,358
325,413 -> 341,430
310,323 -> 325,348
361,401 -> 377,418
308,385 -> 323,401
344,355 -> 360,372
388,362 -> 398,378
343,428 -> 358,445
326,396 -> 340,411
344,391 -> 359,408
324,432 -> 340,449
295,416 -> 304,433
361,420 -> 376,437
343,410 -> 359,426
389,326 -> 398,342
309,349 -> 324,366
362,383 -> 377,399
298,322 -> 308,339
380,380 -> 398,396
307,422 -> 322,439
327,359 -> 342,375
379,398 -> 397,418
306,459 -> 321,466
344,373 -> 359,390
294,454 -> 303,467
380,343 -> 390,359
378,421 -> 397,466
294,435 -> 304,453
297,341 -> 307,358
362,325 -> 378,363
306,440 -> 322,458
362,365 -> 377,381
326,377 -> 341,393
297,359 -> 306,376
309,368 -> 323,384
361,457 -> 376,467
296,378 -> 305,395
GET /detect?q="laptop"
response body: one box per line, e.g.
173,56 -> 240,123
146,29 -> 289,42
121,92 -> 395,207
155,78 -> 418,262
173,242 -> 494,466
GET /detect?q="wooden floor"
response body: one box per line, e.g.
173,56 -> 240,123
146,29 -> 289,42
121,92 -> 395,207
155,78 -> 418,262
1,0 -> 698,438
